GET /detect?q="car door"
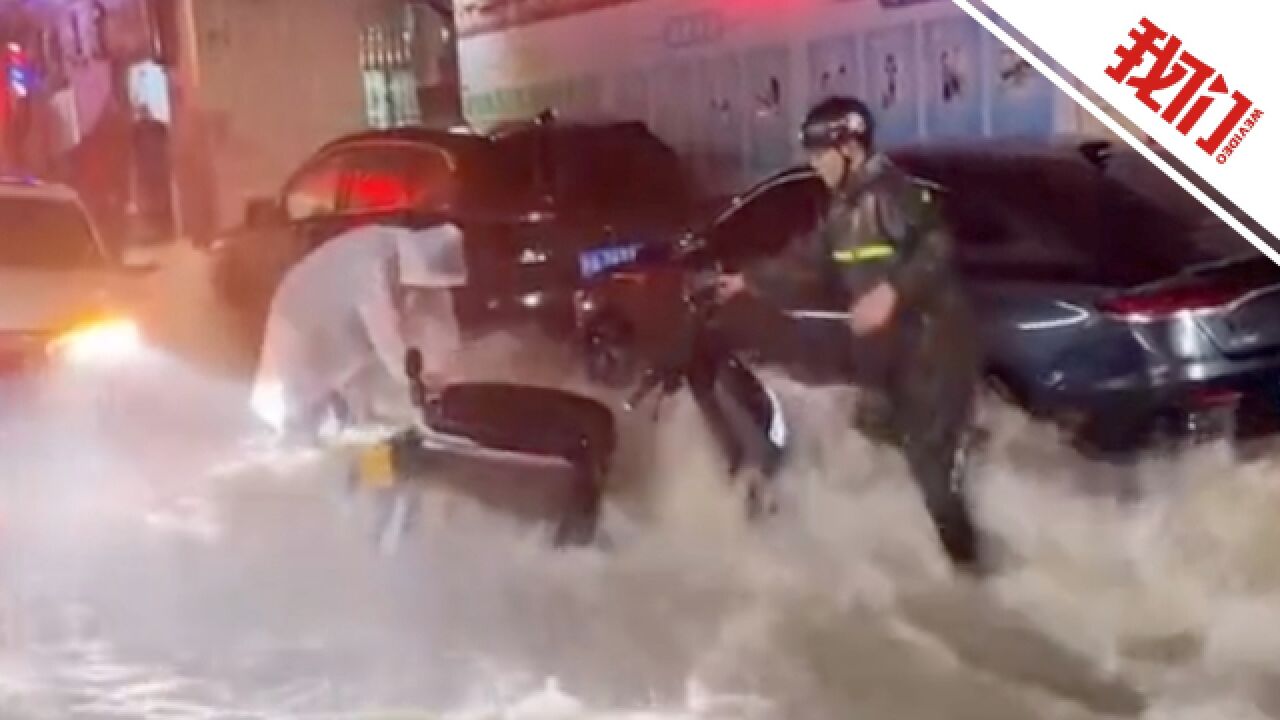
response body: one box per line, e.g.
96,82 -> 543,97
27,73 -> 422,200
459,127 -> 686,338
931,161 -> 1132,406
535,125 -> 694,287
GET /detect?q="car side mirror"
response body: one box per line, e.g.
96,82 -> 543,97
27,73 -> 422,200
244,197 -> 285,228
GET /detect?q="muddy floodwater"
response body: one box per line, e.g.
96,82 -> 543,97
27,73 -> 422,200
4,246 -> 1280,720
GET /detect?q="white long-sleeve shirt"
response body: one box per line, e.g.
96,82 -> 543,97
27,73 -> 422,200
250,223 -> 467,433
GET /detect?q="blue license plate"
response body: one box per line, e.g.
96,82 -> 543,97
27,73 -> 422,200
579,243 -> 643,279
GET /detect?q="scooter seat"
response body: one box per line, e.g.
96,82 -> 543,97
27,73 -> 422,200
425,383 -> 616,474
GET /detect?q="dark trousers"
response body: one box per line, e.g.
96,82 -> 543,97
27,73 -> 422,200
886,308 -> 984,571
899,387 -> 980,568
757,306 -> 983,570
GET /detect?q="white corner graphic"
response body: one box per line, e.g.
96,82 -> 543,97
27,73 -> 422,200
951,0 -> 1279,267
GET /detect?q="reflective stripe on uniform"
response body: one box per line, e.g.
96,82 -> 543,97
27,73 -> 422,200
832,243 -> 896,263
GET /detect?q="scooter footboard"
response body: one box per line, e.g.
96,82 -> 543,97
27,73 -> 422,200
427,383 -> 616,474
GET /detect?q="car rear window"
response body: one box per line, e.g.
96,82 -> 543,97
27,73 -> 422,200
1103,149 -> 1262,259
549,126 -> 693,224
899,152 -> 1223,287
457,134 -> 547,215
493,125 -> 694,225
0,196 -> 103,269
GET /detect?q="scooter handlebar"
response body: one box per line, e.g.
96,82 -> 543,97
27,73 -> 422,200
624,366 -> 666,411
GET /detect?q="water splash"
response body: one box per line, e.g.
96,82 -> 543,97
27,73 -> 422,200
4,252 -> 1280,718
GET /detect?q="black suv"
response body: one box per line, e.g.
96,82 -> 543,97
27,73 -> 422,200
211,118 -> 695,340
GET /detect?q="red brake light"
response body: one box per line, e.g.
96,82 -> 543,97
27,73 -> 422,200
1099,285 -> 1246,321
350,172 -> 409,211
1189,386 -> 1243,408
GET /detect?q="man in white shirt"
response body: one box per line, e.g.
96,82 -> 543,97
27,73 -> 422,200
250,223 -> 469,441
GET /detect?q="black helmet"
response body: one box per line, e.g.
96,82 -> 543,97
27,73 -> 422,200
800,96 -> 874,152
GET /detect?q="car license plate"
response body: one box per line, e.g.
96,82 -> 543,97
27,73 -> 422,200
579,243 -> 643,279
357,442 -> 396,490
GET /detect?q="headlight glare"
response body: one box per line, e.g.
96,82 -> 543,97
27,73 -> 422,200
49,317 -> 142,364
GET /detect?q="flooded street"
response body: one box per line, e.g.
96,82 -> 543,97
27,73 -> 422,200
3,246 -> 1280,719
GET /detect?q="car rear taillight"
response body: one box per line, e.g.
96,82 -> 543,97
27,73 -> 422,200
1188,386 -> 1243,409
1098,285 -> 1246,322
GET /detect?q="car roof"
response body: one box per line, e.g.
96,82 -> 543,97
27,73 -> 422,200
313,126 -> 494,157
737,140 -> 1149,199
737,140 -> 1100,196
316,119 -> 662,156
890,137 -> 1112,167
891,138 -> 1261,235
492,118 -> 661,141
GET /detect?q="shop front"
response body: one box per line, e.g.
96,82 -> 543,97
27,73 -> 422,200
0,0 -> 178,249
361,1 -> 459,130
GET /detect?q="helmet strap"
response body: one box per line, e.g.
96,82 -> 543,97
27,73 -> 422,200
837,146 -> 854,189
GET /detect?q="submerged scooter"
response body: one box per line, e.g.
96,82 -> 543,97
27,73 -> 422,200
352,235 -> 789,549
355,349 -> 615,549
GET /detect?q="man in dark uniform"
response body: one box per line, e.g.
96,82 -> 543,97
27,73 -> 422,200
719,96 -> 984,572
